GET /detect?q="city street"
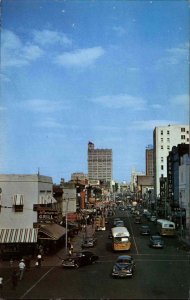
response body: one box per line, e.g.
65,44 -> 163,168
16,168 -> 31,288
1,208 -> 190,299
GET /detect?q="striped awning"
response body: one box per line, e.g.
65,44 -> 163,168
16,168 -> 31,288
38,223 -> 66,240
0,228 -> 38,243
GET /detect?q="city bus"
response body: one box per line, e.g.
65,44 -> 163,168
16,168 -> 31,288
156,219 -> 176,236
111,226 -> 131,251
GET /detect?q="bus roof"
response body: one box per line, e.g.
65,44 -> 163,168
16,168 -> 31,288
111,226 -> 130,237
157,219 -> 175,227
157,219 -> 175,224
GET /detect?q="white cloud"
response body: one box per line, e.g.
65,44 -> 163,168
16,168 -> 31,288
1,29 -> 44,68
36,117 -> 63,128
169,94 -> 189,107
90,94 -> 147,110
54,46 -> 105,67
156,42 -> 189,67
32,29 -> 72,47
22,99 -> 69,113
112,25 -> 127,37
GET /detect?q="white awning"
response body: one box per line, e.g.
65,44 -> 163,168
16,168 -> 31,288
0,228 -> 38,243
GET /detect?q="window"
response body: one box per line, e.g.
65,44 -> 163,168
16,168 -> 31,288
187,138 -> 189,142
13,194 -> 24,212
167,130 -> 170,135
167,145 -> 170,150
161,130 -> 163,135
161,138 -> 163,142
167,138 -> 170,142
161,157 -> 164,162
161,165 -> 164,170
161,145 -> 163,149
181,135 -> 185,140
181,128 -> 185,132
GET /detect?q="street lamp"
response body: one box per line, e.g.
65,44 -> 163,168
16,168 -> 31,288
65,199 -> 69,255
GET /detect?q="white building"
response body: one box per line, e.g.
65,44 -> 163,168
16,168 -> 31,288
0,174 -> 55,229
179,154 -> 190,229
153,124 -> 189,196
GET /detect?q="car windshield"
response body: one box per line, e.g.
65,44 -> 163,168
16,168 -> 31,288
152,236 -> 161,240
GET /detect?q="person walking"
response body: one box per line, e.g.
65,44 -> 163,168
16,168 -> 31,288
11,270 -> 18,290
0,275 -> 3,296
19,259 -> 26,280
37,253 -> 42,267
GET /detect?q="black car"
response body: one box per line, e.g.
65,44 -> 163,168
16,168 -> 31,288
140,225 -> 151,235
149,235 -> 164,248
134,216 -> 142,224
62,251 -> 99,268
81,237 -> 97,248
112,255 -> 135,278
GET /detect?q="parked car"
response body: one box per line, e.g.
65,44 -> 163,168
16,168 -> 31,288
149,235 -> 164,248
113,218 -> 121,226
115,220 -> 124,227
134,216 -> 142,224
62,251 -> 99,268
150,215 -> 157,222
112,255 -> 135,278
81,237 -> 97,248
140,225 -> 151,235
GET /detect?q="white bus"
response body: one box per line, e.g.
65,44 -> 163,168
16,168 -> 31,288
111,226 -> 131,251
156,219 -> 176,236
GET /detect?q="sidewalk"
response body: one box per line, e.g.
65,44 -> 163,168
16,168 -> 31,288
0,225 -> 95,269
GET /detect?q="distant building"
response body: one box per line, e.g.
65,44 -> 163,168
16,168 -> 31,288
130,168 -> 145,193
71,172 -> 88,182
179,153 -> 190,229
153,124 -> 189,197
146,145 -> 153,176
88,142 -> 112,185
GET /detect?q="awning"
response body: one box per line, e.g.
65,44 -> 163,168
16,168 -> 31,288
38,223 -> 66,240
0,228 -> 38,243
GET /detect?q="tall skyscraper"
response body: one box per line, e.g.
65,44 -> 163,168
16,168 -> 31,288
146,145 -> 154,176
88,141 -> 112,185
153,124 -> 189,196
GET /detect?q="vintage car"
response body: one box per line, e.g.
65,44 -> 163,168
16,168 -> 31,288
140,225 -> 151,235
112,255 -> 135,278
62,251 -> 99,268
81,237 -> 97,248
149,235 -> 164,248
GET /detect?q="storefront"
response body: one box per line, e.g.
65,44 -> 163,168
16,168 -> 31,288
38,223 -> 67,254
0,228 -> 38,260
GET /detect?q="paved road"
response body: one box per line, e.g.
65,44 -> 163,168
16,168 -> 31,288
1,208 -> 190,299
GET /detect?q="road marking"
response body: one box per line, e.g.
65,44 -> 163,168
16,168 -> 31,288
19,267 -> 54,299
126,211 -> 139,255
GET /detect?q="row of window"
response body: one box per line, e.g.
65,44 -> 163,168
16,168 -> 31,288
160,128 -> 189,135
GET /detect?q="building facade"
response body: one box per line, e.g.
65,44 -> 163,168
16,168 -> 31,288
88,142 -> 112,185
146,145 -> 154,176
153,124 -> 189,197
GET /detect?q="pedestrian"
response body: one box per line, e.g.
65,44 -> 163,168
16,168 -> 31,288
70,244 -> 74,255
11,270 -> 18,290
19,259 -> 26,280
10,258 -> 14,268
37,253 -> 42,267
0,275 -> 3,295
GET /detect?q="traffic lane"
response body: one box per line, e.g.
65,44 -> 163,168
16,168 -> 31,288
14,259 -> 190,299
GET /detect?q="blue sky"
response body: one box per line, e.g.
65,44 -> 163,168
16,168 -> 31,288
1,0 -> 189,184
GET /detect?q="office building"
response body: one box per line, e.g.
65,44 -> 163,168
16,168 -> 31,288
153,124 -> 189,197
146,145 -> 154,176
88,141 -> 112,185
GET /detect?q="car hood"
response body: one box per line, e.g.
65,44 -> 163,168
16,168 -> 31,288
114,263 -> 132,270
